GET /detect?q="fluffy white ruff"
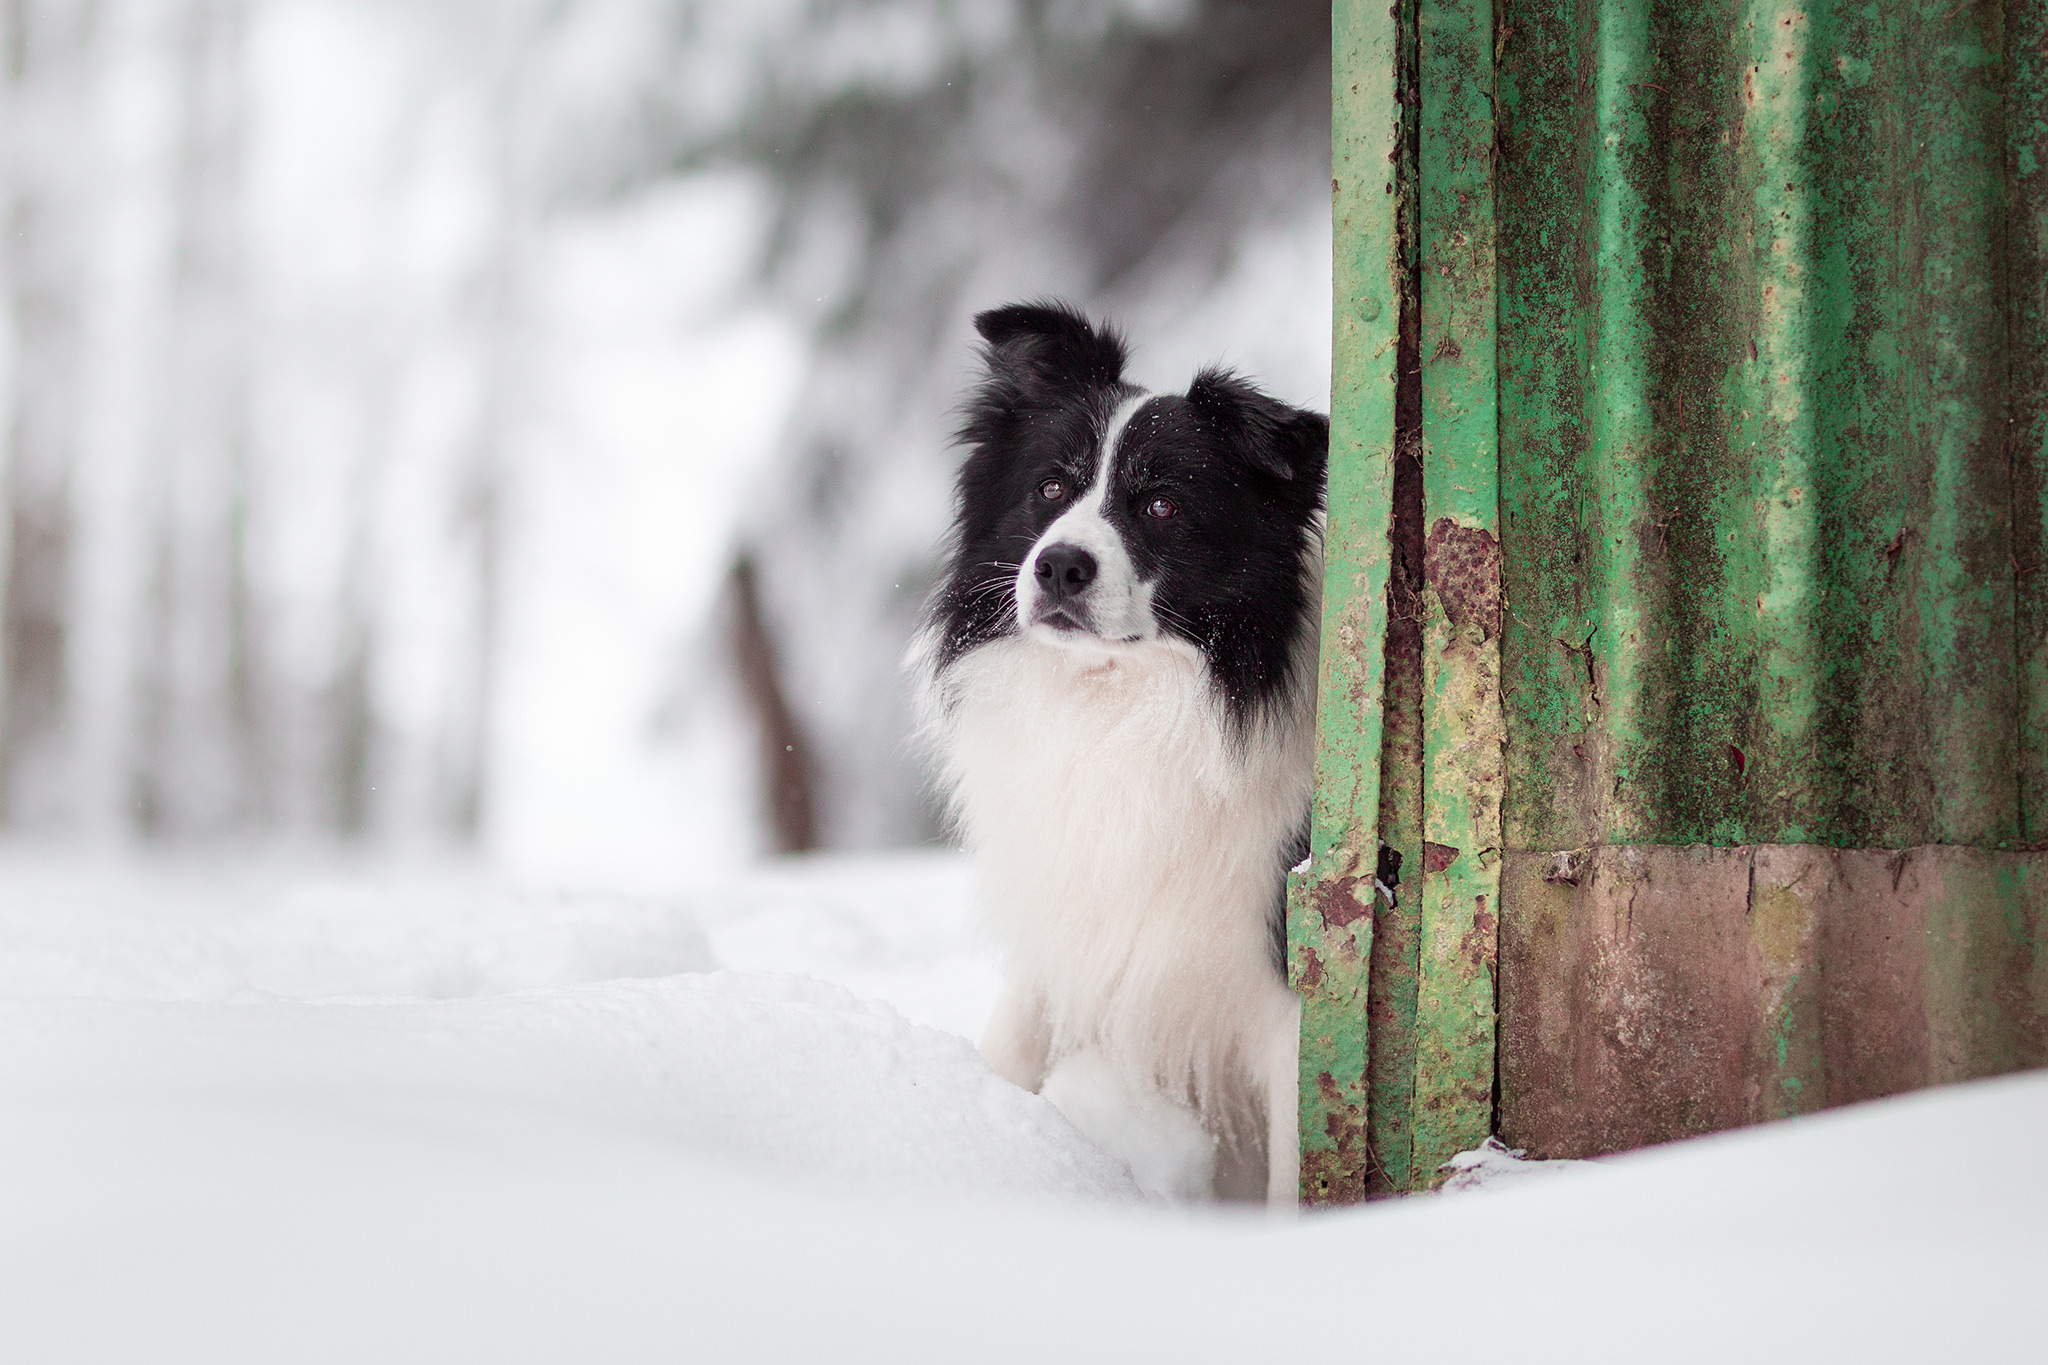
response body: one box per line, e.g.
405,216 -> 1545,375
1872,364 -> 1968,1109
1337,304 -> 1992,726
914,627 -> 1311,1200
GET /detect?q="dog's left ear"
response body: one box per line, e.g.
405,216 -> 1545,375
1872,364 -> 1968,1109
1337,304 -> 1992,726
973,300 -> 1128,391
1187,367 -> 1329,484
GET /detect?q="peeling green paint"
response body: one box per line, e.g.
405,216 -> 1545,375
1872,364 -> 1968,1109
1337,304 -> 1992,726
1293,0 -> 1401,1207
1364,0 -> 1426,1199
1410,0 -> 1502,1186
1301,0 -> 1501,1199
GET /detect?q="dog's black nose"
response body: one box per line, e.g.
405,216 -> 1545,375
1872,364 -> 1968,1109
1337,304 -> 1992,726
1034,544 -> 1097,600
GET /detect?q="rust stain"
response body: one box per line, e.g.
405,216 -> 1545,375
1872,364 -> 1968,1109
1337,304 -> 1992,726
1423,517 -> 1502,638
1312,876 -> 1372,930
1301,1071 -> 1372,1204
1500,844 -> 2048,1159
1460,898 -> 1499,971
1542,848 -> 1585,886
1423,841 -> 1461,874
1300,1148 -> 1370,1205
1554,634 -> 1600,705
1883,525 -> 1913,571
1297,945 -> 1325,992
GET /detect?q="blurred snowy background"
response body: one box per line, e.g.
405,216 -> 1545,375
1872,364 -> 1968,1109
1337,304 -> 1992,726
0,0 -> 1332,882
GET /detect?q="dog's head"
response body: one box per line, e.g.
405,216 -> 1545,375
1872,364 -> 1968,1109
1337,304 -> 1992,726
931,300 -> 1327,717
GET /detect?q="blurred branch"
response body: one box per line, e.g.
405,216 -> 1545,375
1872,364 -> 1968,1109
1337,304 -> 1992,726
727,552 -> 817,855
1,0 -> 96,828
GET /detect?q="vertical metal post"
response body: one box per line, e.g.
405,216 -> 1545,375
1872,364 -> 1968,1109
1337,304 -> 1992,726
1292,0 -> 1402,1206
1411,0 -> 1502,1180
1301,0 -> 1502,1202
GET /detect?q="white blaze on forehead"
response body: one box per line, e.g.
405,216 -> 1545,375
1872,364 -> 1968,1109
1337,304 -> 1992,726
1016,389 -> 1160,644
1088,389 -> 1153,498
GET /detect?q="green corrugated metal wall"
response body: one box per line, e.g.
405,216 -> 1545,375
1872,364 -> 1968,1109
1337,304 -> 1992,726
1297,0 -> 2048,1202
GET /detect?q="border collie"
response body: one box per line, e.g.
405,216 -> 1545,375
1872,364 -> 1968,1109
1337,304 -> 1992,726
911,301 -> 1327,1204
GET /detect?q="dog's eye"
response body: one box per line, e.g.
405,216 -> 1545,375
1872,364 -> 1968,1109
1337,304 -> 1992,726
1146,497 -> 1177,520
1039,479 -> 1065,501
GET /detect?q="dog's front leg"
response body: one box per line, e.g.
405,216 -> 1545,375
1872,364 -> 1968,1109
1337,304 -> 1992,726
1264,992 -> 1302,1212
980,976 -> 1052,1092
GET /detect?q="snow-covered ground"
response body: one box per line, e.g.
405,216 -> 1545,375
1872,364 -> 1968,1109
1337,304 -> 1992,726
2,848 -> 2042,1362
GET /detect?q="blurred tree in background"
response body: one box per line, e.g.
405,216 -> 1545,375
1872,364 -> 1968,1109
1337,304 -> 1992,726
0,0 -> 1329,865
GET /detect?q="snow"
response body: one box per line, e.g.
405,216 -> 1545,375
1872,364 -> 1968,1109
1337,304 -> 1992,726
0,860 -> 716,1003
0,848 -> 1117,1200
3,848 -> 2044,1362
1437,1135 -> 1592,1195
689,851 -> 997,1040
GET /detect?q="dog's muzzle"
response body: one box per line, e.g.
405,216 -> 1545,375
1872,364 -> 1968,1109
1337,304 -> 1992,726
1029,542 -> 1098,632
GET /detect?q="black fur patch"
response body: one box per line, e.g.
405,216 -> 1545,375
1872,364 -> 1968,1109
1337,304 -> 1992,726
931,300 -> 1328,730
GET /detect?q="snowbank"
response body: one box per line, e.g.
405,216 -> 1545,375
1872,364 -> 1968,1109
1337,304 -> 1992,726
0,849 -> 1123,1200
2,849 -> 2042,1362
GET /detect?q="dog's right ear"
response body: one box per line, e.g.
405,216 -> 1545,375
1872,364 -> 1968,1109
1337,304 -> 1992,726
1187,367 -> 1328,485
972,300 -> 1127,391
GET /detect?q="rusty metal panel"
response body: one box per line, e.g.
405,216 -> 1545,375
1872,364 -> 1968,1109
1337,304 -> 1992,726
1486,0 -> 2048,1158
1315,0 -> 2048,1194
1291,0 -> 1402,1207
1500,844 -> 2048,1157
1497,0 -> 2029,852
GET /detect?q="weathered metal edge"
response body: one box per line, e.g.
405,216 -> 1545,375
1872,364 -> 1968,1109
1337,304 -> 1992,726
2012,0 -> 2048,847
1292,0 -> 1402,1206
1368,0 -> 1433,1195
1364,0 -> 1426,1198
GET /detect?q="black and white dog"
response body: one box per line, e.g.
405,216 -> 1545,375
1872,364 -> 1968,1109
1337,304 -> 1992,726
912,302 -> 1327,1204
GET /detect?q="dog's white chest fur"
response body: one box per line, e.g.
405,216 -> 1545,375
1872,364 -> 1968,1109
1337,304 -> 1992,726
925,632 -> 1309,1200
